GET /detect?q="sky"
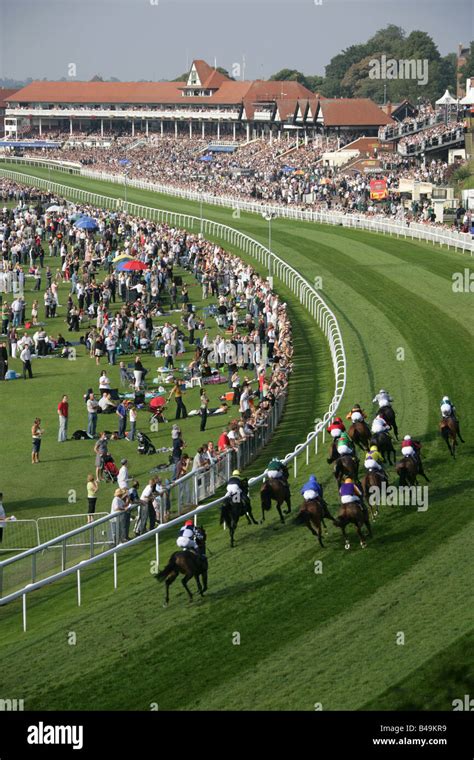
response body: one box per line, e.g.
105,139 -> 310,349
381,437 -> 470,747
0,0 -> 471,82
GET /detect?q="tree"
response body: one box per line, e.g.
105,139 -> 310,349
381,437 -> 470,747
458,41 -> 473,81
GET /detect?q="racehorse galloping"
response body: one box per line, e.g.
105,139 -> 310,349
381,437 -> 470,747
261,464 -> 291,524
220,496 -> 258,548
361,469 -> 385,519
295,497 -> 336,548
439,417 -> 465,458
371,432 -> 396,465
333,455 -> 359,487
156,528 -> 208,606
334,502 -> 372,550
378,406 -> 399,440
349,421 -> 372,452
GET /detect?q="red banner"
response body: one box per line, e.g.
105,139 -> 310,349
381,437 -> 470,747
370,178 -> 388,201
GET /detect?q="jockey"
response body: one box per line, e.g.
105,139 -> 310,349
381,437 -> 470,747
364,446 -> 387,479
226,470 -> 243,499
345,404 -> 367,424
440,396 -> 456,419
266,457 -> 285,480
371,413 -> 391,435
401,435 -> 421,461
300,474 -> 323,501
372,389 -> 393,409
327,417 -> 346,439
339,477 -> 362,505
176,519 -> 198,552
336,431 -> 354,456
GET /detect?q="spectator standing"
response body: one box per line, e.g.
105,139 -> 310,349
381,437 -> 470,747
117,459 -> 129,490
133,355 -> 144,390
87,392 -> 99,438
116,400 -> 128,439
0,341 -> 8,380
168,378 -> 187,420
110,488 -> 128,545
94,432 -> 108,481
31,418 -> 44,464
128,404 -> 137,441
20,343 -> 33,379
199,388 -> 209,432
86,474 -> 99,524
57,394 -> 69,442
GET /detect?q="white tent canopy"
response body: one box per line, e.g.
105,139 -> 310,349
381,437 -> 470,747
460,90 -> 474,105
436,89 -> 458,105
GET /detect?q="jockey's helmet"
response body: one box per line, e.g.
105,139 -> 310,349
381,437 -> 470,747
403,435 -> 411,441
344,477 -> 353,483
442,396 -> 449,402
184,519 -> 194,526
232,469 -> 240,476
370,445 -> 378,452
379,389 -> 386,394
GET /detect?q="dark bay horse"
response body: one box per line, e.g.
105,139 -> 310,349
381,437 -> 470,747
349,421 -> 372,452
334,501 -> 372,549
261,465 -> 291,524
440,417 -> 465,458
361,469 -> 386,519
333,455 -> 359,486
378,405 -> 399,439
220,495 -> 258,548
396,455 -> 429,486
156,527 -> 208,606
370,432 -> 396,465
295,497 -> 336,547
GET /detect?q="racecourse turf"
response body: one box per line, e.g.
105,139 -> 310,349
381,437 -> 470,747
0,164 -> 473,711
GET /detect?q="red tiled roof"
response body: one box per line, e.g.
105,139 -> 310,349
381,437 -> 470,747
318,98 -> 395,126
0,88 -> 19,110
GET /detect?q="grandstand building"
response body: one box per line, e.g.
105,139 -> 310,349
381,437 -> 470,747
4,59 -> 393,142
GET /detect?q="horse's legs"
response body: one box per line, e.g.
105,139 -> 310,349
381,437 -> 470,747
284,491 -> 291,515
341,522 -> 350,550
201,569 -> 208,593
164,571 -> 177,606
182,573 -> 194,602
276,502 -> 285,524
246,506 -> 258,525
230,522 -> 236,548
355,520 -> 368,548
195,573 -> 204,596
456,422 -> 465,443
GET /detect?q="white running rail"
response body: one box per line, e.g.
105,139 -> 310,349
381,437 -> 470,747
0,167 -> 346,628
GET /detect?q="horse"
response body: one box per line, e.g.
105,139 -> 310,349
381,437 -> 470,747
370,432 -> 396,465
439,416 -> 465,458
333,455 -> 359,487
294,497 -> 336,547
396,455 -> 429,486
348,421 -> 372,452
220,494 -> 258,548
334,501 -> 372,549
378,405 -> 399,440
155,527 -> 208,606
361,468 -> 386,519
261,465 -> 291,524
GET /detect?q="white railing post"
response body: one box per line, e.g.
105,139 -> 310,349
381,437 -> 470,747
22,593 -> 27,632
113,552 -> 118,590
77,569 -> 81,607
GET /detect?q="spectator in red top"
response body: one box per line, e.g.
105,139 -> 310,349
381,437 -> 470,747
327,417 -> 346,439
218,428 -> 230,452
57,394 -> 69,442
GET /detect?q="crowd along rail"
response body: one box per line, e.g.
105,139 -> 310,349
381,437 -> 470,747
0,167 -> 346,628
0,156 -> 472,253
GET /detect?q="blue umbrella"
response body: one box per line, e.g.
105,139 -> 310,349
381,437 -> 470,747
74,216 -> 98,230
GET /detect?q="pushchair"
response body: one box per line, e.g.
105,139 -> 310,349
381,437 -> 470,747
102,453 -> 119,482
137,431 -> 157,456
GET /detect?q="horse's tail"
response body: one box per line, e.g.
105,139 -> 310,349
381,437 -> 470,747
294,507 -> 310,526
156,554 -> 178,582
440,424 -> 450,441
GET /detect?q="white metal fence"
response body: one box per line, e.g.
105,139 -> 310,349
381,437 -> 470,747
1,157 -> 472,252
0,167 -> 346,628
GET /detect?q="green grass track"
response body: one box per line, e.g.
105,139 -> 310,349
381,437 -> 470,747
0,164 -> 473,711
